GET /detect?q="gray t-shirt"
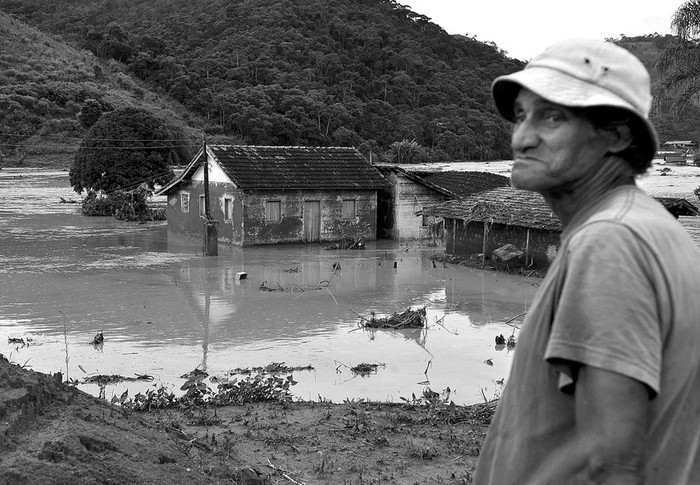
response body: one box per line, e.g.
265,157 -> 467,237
474,185 -> 700,484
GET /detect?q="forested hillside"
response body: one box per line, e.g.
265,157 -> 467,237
0,1 -> 693,169
0,0 -> 524,166
0,11 -> 201,167
615,34 -> 700,144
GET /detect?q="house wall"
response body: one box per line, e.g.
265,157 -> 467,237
164,178 -> 245,244
241,189 -> 378,246
378,171 -> 448,240
166,181 -> 378,246
445,218 -> 560,269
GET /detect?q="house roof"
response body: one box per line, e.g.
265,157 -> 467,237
375,166 -> 454,197
421,189 -> 699,231
420,171 -> 510,198
158,145 -> 389,194
421,186 -> 562,231
655,197 -> 700,216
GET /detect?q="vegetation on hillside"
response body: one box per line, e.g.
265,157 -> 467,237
0,0 -> 698,168
0,11 -> 199,168
655,0 -> 700,113
610,32 -> 700,144
0,0 -> 524,164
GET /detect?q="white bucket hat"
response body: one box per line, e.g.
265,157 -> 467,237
491,38 -> 658,163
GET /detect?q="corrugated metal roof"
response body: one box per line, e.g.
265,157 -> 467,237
422,186 -> 562,231
421,171 -> 510,198
211,145 -> 389,190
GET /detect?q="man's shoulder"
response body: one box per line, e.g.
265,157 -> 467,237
578,186 -> 679,236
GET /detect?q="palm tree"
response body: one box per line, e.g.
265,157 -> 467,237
656,1 -> 700,113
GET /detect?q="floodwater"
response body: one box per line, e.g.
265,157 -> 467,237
0,169 -> 538,405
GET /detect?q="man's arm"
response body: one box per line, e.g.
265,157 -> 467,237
539,365 -> 650,484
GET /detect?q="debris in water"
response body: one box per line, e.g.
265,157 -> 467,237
91,332 -> 104,346
358,307 -> 426,329
350,362 -> 384,376
8,337 -> 31,346
495,334 -> 506,345
507,335 -> 516,348
484,359 -> 493,366
82,374 -> 154,385
180,368 -> 209,380
221,362 -> 314,377
258,280 -> 284,291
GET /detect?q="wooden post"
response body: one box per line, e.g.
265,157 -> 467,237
481,221 -> 488,267
525,228 -> 531,266
202,136 -> 218,256
203,135 -> 212,220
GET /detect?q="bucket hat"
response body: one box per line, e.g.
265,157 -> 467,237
491,38 -> 658,163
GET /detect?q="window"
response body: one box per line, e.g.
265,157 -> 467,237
265,200 -> 281,222
224,197 -> 233,221
180,192 -> 190,213
422,214 -> 430,227
199,195 -> 206,217
341,199 -> 356,220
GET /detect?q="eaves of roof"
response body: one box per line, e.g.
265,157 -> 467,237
422,186 -> 561,231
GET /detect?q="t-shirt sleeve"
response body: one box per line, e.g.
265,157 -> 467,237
544,221 -> 663,398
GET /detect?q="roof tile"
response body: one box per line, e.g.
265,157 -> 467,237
211,145 -> 389,190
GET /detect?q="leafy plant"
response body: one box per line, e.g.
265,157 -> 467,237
120,371 -> 297,411
212,373 -> 297,406
81,187 -> 166,221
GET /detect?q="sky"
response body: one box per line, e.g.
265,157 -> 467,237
405,1 -> 681,61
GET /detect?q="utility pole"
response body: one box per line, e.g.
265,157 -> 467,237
202,135 -> 218,256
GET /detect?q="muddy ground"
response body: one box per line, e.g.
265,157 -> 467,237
0,355 -> 494,485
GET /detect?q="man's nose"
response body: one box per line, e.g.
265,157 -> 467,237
511,119 -> 538,153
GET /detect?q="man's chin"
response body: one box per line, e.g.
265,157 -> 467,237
511,173 -> 551,194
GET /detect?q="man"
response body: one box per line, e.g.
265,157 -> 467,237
474,38 -> 700,484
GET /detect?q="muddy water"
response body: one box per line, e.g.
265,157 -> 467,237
0,169 -> 544,405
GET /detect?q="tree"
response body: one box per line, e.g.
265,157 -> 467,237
77,99 -> 103,128
388,139 -> 425,164
69,107 -> 189,194
655,1 -> 700,113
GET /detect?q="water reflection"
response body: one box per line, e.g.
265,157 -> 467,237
0,169 -> 538,405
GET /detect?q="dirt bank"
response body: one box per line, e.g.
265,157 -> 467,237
0,355 -> 493,485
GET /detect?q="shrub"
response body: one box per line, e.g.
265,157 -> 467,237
81,187 -> 166,221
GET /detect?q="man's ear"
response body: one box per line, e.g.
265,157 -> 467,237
606,124 -> 633,154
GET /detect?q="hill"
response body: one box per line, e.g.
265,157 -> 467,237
0,0 -> 525,167
0,10 -> 201,168
1,2 -> 695,170
614,34 -> 700,144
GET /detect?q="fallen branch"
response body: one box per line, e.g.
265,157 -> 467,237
266,458 -> 306,484
503,311 -> 527,328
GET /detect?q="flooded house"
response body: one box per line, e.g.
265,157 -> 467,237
421,186 -> 562,269
422,187 -> 700,270
374,164 -> 510,241
156,145 -> 389,246
658,140 -> 697,165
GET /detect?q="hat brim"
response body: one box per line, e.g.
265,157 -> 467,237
492,67 -> 659,163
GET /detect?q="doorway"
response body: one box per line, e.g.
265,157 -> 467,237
303,200 -> 321,243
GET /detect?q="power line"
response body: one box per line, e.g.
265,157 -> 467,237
0,143 -> 202,150
0,130 -> 201,143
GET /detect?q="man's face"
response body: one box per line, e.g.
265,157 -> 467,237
510,88 -> 614,194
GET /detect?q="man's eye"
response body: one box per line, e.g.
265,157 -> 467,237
513,111 -> 526,123
544,110 -> 564,123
